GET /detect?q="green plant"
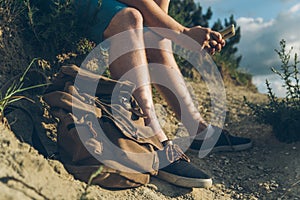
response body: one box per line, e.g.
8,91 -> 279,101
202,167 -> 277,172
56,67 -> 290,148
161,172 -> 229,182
80,165 -> 103,200
0,58 -> 47,123
0,0 -> 30,76
245,39 -> 300,143
23,0 -> 101,60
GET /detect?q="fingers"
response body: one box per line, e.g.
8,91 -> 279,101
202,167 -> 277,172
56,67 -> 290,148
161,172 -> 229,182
204,30 -> 226,55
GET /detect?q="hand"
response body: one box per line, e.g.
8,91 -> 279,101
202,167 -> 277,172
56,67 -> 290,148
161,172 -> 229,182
182,26 -> 226,55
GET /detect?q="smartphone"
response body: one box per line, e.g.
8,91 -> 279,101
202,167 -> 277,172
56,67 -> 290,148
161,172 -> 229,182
219,24 -> 235,40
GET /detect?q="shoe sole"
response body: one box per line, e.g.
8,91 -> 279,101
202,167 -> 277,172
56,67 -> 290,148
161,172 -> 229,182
189,141 -> 253,154
156,171 -> 212,188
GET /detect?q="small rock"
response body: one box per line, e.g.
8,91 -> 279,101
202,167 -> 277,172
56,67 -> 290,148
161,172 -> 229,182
257,166 -> 264,170
146,184 -> 158,191
270,180 -> 276,184
249,195 -> 258,200
270,184 -> 278,190
177,122 -> 184,127
249,165 -> 255,169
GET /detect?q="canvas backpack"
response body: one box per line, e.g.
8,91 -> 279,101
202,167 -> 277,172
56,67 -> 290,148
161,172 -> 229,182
43,64 -> 165,189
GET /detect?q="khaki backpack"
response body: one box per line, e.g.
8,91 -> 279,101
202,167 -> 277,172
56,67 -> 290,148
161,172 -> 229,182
43,65 -> 164,189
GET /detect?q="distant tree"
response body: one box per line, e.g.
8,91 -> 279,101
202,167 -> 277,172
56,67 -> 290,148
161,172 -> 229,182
212,15 -> 242,72
169,0 -> 212,27
211,15 -> 251,86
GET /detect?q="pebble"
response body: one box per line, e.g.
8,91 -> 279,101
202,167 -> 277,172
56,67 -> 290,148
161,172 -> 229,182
270,184 -> 279,190
257,166 -> 264,170
249,196 -> 258,200
237,186 -> 244,191
249,165 -> 255,169
146,184 -> 158,191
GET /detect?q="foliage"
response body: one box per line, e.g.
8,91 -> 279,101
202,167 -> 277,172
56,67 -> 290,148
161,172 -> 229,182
245,40 -> 300,143
0,58 -> 48,123
169,0 -> 212,27
211,16 -> 253,86
23,0 -> 100,64
0,0 -> 97,78
212,15 -> 242,64
0,0 -> 31,76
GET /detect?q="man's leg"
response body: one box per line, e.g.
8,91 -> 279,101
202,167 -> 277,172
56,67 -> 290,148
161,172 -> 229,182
145,33 -> 208,137
102,5 -> 214,189
144,0 -> 207,137
145,1 -> 252,152
103,8 -> 168,142
146,31 -> 253,153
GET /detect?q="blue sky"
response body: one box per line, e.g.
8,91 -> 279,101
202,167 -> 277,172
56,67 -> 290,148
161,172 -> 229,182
196,0 -> 300,97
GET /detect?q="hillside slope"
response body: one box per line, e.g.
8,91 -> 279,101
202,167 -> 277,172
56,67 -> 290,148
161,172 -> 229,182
0,81 -> 300,200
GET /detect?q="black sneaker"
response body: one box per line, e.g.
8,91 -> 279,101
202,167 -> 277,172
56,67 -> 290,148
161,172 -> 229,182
189,125 -> 253,153
157,140 -> 212,188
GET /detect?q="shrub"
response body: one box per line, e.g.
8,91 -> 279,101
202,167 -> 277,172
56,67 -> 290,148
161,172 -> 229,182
0,0 -> 30,76
245,39 -> 300,143
23,0 -> 100,64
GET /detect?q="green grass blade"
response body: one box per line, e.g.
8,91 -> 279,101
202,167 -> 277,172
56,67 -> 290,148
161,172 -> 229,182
19,58 -> 40,83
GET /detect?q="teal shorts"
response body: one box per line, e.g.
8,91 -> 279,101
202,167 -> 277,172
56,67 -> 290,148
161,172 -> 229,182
89,0 -> 128,43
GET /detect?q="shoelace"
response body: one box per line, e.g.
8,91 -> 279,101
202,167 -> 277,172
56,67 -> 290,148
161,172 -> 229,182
163,140 -> 190,163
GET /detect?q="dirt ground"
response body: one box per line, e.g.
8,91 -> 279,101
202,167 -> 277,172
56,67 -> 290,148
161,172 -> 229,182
1,80 -> 300,200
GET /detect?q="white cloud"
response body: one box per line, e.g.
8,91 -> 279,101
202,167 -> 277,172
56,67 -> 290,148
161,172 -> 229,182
236,3 -> 300,76
289,3 -> 300,13
252,74 -> 286,97
237,17 -> 274,32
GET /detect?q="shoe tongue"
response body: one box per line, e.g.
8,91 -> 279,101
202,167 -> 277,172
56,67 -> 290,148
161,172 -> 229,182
195,124 -> 214,140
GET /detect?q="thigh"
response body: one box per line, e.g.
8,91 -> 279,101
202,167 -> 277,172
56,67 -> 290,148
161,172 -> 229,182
153,0 -> 170,13
89,0 -> 128,43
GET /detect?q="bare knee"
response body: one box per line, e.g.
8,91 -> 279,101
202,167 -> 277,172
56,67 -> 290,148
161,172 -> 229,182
122,8 -> 143,28
104,7 -> 143,38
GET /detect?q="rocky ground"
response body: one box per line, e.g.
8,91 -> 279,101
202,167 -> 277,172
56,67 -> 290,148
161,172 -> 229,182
1,80 -> 300,200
